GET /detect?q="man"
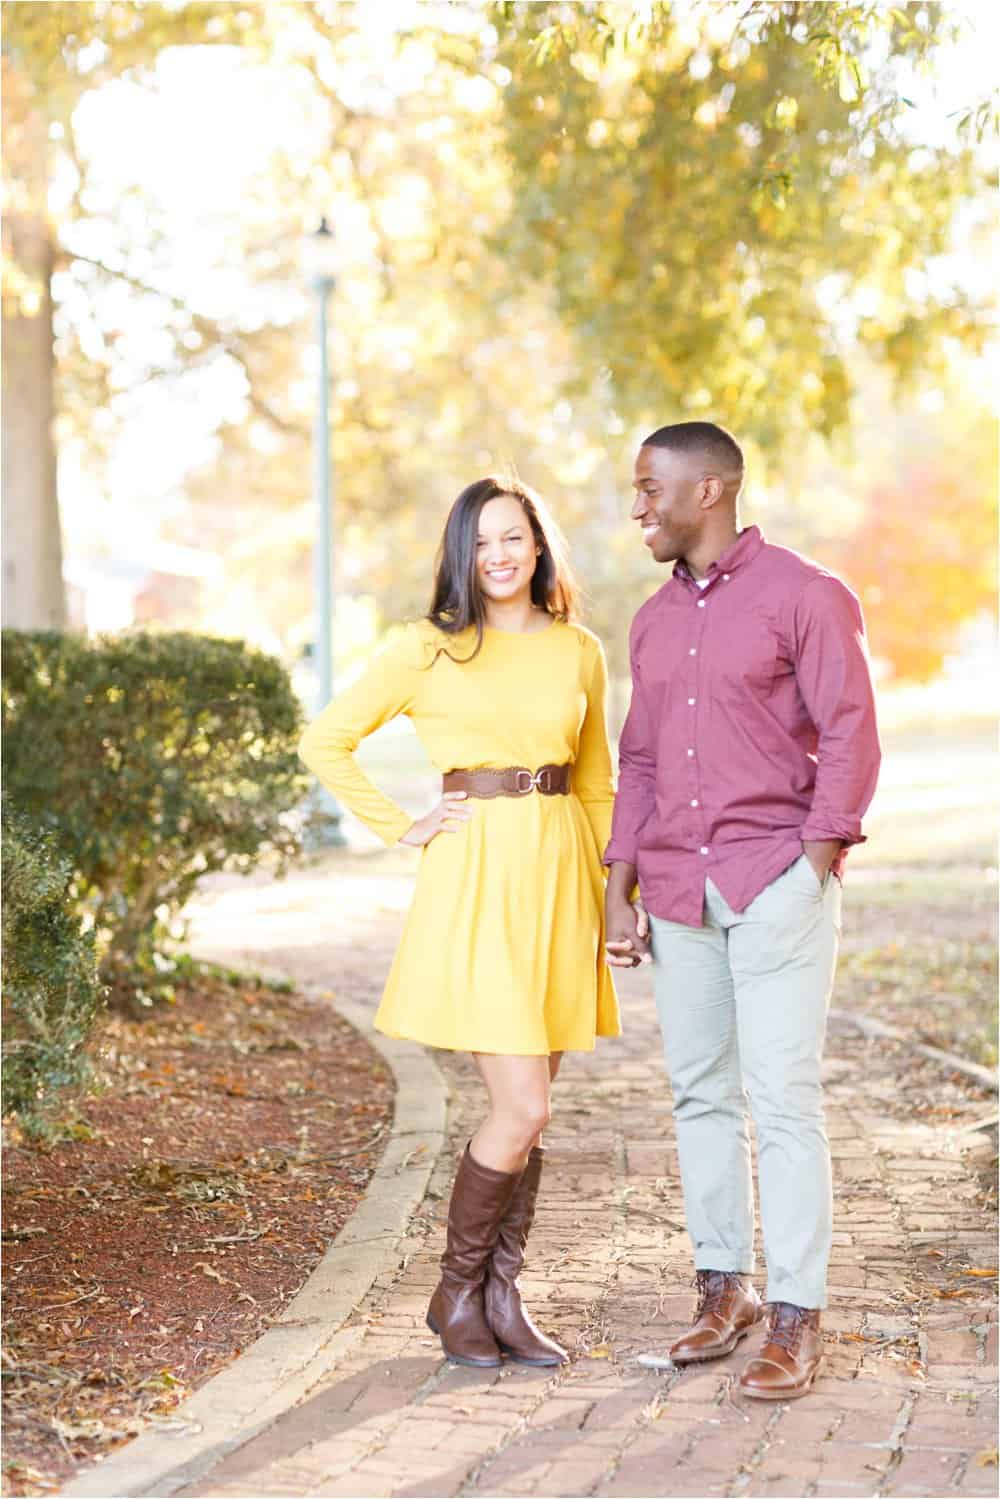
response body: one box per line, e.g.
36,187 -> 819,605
604,421 -> 880,1400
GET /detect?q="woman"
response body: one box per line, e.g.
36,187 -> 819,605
298,475 -> 620,1369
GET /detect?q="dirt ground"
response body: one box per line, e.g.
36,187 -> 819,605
1,970 -> 395,1496
837,862 -> 997,1067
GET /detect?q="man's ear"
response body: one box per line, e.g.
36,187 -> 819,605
699,475 -> 725,510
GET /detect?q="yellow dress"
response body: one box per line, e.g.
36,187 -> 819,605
298,618 -> 621,1054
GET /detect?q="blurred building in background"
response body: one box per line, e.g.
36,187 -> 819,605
63,542 -> 222,635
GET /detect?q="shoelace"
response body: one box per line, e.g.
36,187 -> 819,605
766,1307 -> 809,1352
694,1272 -> 740,1320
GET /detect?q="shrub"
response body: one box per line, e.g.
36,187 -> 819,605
2,803 -> 104,1130
2,631 -> 310,997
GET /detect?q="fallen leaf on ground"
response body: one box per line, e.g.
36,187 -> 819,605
193,1262 -> 228,1283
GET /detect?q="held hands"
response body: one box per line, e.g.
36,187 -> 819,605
605,893 -> 652,968
399,791 -> 473,848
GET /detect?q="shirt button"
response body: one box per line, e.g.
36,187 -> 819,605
700,846 -> 709,855
691,799 -> 699,807
697,599 -> 706,608
687,748 -> 694,757
689,648 -> 696,656
722,573 -> 730,581
688,697 -> 696,706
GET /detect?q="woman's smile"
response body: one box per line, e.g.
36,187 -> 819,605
475,493 -> 541,604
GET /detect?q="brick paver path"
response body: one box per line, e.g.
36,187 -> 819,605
183,854 -> 997,1499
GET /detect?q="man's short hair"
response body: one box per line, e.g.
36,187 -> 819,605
642,421 -> 744,475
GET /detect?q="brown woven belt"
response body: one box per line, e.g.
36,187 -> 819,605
442,764 -> 571,798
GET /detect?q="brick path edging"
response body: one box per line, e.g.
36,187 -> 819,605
59,978 -> 448,1499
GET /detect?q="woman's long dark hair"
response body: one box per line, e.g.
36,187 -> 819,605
426,476 -> 579,661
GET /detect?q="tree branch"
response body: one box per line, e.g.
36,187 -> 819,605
53,249 -> 308,438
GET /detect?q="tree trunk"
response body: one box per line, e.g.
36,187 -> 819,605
2,60 -> 65,631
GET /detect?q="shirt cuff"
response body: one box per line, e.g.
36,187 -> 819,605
602,839 -> 637,867
800,815 -> 866,848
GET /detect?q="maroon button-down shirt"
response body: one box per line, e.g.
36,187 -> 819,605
604,526 -> 881,927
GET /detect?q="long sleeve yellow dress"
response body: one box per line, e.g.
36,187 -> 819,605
298,617 -> 621,1054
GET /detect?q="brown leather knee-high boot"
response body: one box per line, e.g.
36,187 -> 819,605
426,1144 -> 521,1367
484,1146 -> 567,1366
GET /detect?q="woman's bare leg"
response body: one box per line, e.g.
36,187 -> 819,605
470,1053 -> 553,1172
528,1051 -> 562,1150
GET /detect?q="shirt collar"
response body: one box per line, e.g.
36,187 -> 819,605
673,525 -> 765,588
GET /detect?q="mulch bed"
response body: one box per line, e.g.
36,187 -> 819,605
1,970 -> 395,1497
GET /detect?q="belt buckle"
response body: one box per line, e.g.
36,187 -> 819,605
513,768 -> 535,795
533,766 -> 554,794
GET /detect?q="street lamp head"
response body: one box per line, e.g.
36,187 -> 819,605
302,216 -> 337,289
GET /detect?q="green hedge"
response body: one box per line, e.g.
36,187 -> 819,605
2,804 -> 104,1131
2,631 -> 310,996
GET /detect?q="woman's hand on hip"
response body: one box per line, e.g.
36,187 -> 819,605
399,791 -> 473,847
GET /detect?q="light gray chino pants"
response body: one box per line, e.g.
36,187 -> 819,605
649,854 -> 842,1309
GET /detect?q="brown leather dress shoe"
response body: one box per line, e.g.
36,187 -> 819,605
739,1303 -> 822,1400
485,1146 -> 567,1367
669,1270 -> 762,1365
426,1145 -> 521,1367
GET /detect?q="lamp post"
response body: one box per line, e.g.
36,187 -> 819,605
303,216 -> 345,845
